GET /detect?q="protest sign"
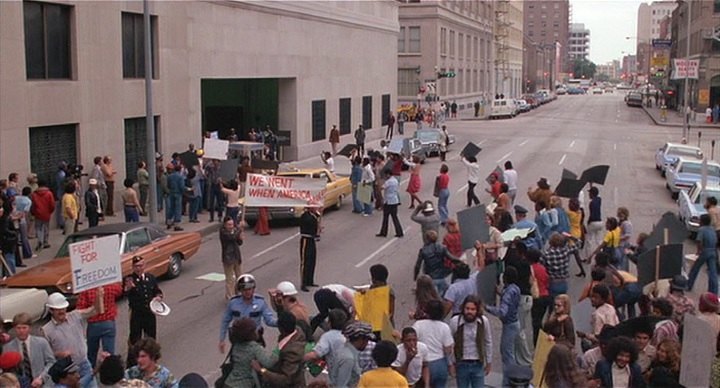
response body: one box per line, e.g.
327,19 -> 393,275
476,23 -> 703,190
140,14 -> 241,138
386,139 -> 404,155
561,168 -> 578,180
644,211 -> 687,248
680,314 -> 714,387
251,158 -> 279,172
501,228 -> 532,243
354,286 -> 390,332
636,243 -> 683,286
457,205 -> 489,250
179,151 -> 199,167
531,330 -> 552,388
337,144 -> 357,158
218,159 -> 239,182
203,138 -> 229,160
244,173 -> 326,208
460,142 -> 482,158
69,234 -> 122,293
475,264 -> 497,307
210,131 -> 219,139
380,314 -> 398,344
571,299 -> 593,336
485,166 -> 504,184
554,178 -> 585,198
579,165 -> 610,185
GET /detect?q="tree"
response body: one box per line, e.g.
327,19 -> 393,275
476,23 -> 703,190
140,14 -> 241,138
572,58 -> 597,79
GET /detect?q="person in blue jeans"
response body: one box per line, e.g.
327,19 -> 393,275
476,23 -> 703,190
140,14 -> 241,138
486,267 -> 521,387
166,164 -> 185,231
436,164 -> 450,225
688,213 -> 718,294
449,295 -> 493,388
350,157 -> 363,213
187,167 -> 202,223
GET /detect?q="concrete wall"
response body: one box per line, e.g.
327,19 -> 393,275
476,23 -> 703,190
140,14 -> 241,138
0,0 -> 398,179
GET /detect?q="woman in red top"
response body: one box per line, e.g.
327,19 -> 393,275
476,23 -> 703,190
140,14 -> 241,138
436,164 -> 450,225
528,249 -> 551,344
405,155 -> 422,209
442,218 -> 463,258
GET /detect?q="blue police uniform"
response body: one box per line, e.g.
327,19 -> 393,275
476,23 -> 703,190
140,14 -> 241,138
219,294 -> 277,342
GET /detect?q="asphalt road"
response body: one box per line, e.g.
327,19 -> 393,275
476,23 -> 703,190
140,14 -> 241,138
105,92 -> 694,384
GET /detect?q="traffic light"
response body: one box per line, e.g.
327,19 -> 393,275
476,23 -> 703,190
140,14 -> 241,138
437,71 -> 456,79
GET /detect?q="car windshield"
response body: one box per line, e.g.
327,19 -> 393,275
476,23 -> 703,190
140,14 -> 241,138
669,147 -> 702,159
415,131 -> 439,141
697,190 -> 720,204
55,233 -> 120,258
679,163 -> 720,176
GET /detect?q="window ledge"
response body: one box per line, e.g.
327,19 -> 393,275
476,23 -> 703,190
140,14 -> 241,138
399,52 -> 422,56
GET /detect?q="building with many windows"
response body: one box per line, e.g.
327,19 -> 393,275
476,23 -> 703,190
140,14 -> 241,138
523,0 -> 570,73
636,1 -> 677,78
397,0 -> 495,109
494,0 -> 524,98
0,1 -> 398,192
568,23 -> 590,61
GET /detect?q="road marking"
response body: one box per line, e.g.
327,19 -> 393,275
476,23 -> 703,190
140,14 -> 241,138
518,139 -> 529,147
477,139 -> 487,146
569,140 -> 575,148
355,226 -> 413,268
614,143 -> 617,151
457,183 -> 468,194
558,154 -> 566,165
496,152 -> 512,163
249,232 -> 299,260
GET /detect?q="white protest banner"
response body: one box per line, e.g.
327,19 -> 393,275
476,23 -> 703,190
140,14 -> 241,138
244,173 -> 326,208
680,314 -> 715,387
69,234 -> 122,293
203,138 -> 229,160
671,59 -> 699,80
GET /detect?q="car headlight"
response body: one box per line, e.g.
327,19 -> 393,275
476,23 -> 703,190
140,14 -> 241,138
60,282 -> 73,293
689,216 -> 700,227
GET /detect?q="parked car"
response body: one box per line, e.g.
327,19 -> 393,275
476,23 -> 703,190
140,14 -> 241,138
522,94 -> 539,108
655,142 -> 704,177
384,137 -> 426,167
592,88 -> 604,95
567,87 -> 586,95
239,168 -> 352,222
1,288 -> 48,327
678,182 -> 720,236
0,223 -> 201,299
625,92 -> 643,107
489,99 -> 518,119
413,128 -> 456,156
556,87 -> 567,95
665,157 -> 720,199
515,99 -> 531,112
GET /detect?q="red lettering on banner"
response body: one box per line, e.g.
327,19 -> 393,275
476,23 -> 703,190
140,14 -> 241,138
71,240 -> 95,256
249,175 -> 265,186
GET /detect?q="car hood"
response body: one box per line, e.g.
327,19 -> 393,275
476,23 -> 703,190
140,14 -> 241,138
1,258 -> 71,289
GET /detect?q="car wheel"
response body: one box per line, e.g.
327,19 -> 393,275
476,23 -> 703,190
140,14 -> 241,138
166,253 -> 183,279
671,191 -> 679,200
661,170 -> 666,178
334,195 -> 343,210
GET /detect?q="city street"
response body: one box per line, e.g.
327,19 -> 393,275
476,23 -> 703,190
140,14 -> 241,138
95,93 -> 691,383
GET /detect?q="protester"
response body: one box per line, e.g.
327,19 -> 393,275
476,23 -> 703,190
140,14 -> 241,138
372,155 -> 386,210
376,171 -> 404,238
541,233 -> 579,298
222,318 -> 277,387
486,267 -> 522,387
647,339 -> 682,387
42,290 -> 103,388
219,179 -> 240,227
435,164 -> 451,225
304,309 -> 349,383
542,294 -> 576,347
476,213 -> 504,269
410,275 -> 442,321
299,206 -> 321,292
124,256 -> 164,354
61,181 -> 79,235
528,249 -> 551,343
485,173 -> 501,201
617,207 -> 633,271
582,325 -> 616,378
461,156 -> 480,208
358,340 -> 407,388
369,264 -> 396,325
219,216 -> 244,300
442,219 -> 463,258
413,230 -> 460,296
585,187 -> 604,258
76,283 -> 123,368
503,161 -> 518,203
593,336 -> 645,388
527,177 -> 552,208
699,292 -> 720,337
633,321 -> 656,376
269,281 -> 311,337
447,295 -> 492,388
443,263 -> 478,316
578,285 -> 619,348
250,312 -> 307,387
651,298 -> 678,346
121,178 -> 142,223
496,184 -> 512,213
309,284 -> 355,333
502,242 -> 533,367
665,275 -> 695,324
321,151 -> 335,173
412,300 -> 454,388
405,156 -> 422,209
47,356 -> 80,388
391,327 -> 429,387
219,274 -> 277,350
411,201 -> 440,245
125,338 -> 178,388
534,200 -> 553,246
542,343 -> 586,387
30,179 -> 54,251
0,193 -> 18,275
688,213 -> 719,294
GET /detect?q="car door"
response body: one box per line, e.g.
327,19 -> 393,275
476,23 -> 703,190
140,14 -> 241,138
666,160 -> 680,187
316,172 -> 337,207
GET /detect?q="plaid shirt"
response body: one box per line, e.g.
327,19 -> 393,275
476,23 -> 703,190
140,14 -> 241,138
666,293 -> 696,323
76,283 -> 123,323
541,244 -> 578,280
358,340 -> 377,373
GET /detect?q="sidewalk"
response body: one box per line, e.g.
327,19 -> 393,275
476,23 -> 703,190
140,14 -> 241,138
642,104 -> 720,129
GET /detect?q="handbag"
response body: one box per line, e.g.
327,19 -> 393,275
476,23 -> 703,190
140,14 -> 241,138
214,346 -> 234,388
529,266 -> 540,299
433,176 -> 440,198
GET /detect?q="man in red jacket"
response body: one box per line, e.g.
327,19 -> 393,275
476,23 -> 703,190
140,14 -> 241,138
30,179 -> 55,251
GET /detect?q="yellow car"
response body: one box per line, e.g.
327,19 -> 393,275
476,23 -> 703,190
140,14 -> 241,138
238,168 -> 352,222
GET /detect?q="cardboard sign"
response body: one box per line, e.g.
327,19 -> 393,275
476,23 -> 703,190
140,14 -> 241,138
571,299 -> 593,335
203,138 -> 229,160
244,173 -> 326,208
644,212 -> 688,248
485,166 -> 504,185
354,286 -> 390,331
636,244 -> 683,286
561,168 -> 578,180
457,205 -> 489,250
460,142 -> 482,158
475,264 -> 497,307
579,165 -> 610,185
251,158 -> 279,172
218,159 -> 239,182
501,228 -> 532,243
680,314 -> 715,387
179,151 -> 199,167
69,234 -> 122,293
554,178 -> 585,198
380,313 -> 398,344
531,330 -> 553,388
358,183 -> 373,204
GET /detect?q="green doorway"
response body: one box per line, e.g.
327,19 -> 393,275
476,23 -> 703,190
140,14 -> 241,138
201,79 -> 279,140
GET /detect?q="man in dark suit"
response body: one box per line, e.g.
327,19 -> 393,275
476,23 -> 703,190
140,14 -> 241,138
123,256 -> 163,349
84,178 -> 103,228
5,312 -> 56,387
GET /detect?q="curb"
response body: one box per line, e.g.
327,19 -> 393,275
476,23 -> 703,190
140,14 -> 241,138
642,106 -> 720,129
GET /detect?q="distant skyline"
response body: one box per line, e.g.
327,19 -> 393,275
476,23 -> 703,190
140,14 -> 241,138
570,0 -> 645,64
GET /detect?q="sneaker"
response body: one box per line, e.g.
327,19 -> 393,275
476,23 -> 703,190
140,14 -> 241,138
43,244 -> 50,249
31,254 -> 38,258
173,226 -> 184,231
362,213 -> 369,217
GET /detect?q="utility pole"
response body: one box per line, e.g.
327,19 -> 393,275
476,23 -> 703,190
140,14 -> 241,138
682,0 -> 692,141
144,0 -> 158,223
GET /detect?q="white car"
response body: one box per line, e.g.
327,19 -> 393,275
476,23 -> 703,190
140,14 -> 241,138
489,99 -> 517,119
665,157 -> 720,199
0,288 -> 48,324
655,142 -> 704,177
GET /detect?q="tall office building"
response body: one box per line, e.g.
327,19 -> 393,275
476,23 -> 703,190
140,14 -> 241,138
568,23 -> 590,61
523,0 -> 570,72
636,1 -> 677,76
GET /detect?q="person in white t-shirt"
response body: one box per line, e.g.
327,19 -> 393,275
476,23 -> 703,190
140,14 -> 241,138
392,327 -> 430,386
503,161 -> 518,204
412,299 -> 454,388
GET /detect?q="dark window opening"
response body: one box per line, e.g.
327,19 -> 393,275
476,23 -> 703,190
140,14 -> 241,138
311,100 -> 326,142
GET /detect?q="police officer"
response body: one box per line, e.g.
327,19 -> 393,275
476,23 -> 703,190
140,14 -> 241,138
219,274 -> 277,351
299,205 -> 321,292
124,256 -> 163,346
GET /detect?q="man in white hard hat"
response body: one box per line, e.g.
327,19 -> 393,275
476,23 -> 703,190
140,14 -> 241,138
219,274 -> 277,351
269,281 -> 311,337
41,289 -> 104,388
